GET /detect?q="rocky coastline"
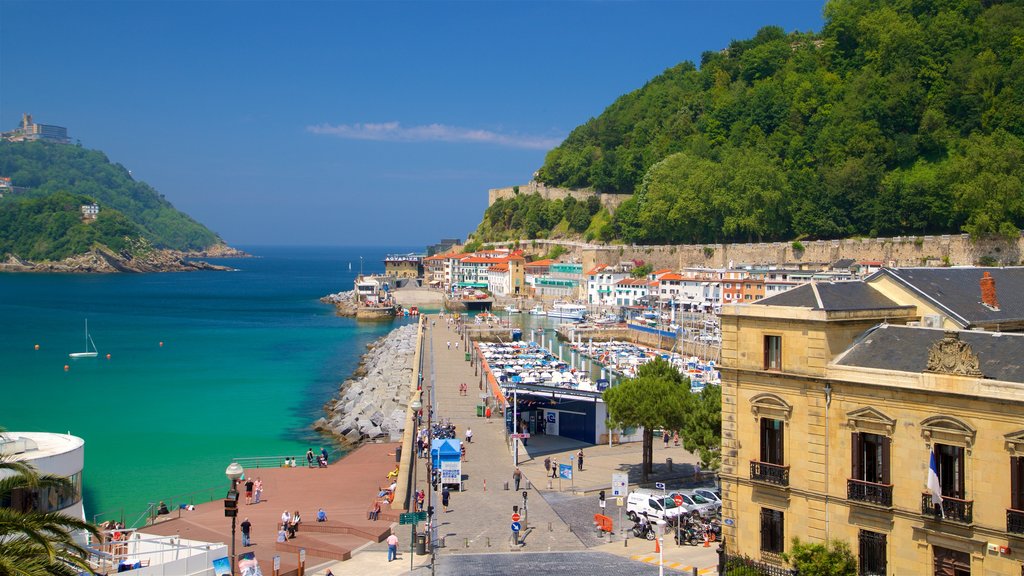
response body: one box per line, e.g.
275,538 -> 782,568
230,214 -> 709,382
313,323 -> 418,446
319,289 -> 358,317
0,243 -> 248,273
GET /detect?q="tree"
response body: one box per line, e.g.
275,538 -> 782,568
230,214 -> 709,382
0,428 -> 100,576
680,385 -> 722,470
602,358 -> 690,481
783,538 -> 857,576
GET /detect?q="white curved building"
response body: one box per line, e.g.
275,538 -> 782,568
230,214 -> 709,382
0,431 -> 86,524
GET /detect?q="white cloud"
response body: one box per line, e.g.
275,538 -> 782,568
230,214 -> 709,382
306,121 -> 561,150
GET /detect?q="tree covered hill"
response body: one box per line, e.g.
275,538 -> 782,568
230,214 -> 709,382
509,0 -> 1024,245
0,141 -> 222,259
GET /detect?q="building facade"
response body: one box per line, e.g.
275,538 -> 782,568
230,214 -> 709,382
2,113 -> 70,144
384,254 -> 422,279
720,269 -> 1024,576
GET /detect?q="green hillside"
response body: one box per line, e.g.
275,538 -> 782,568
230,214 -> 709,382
0,141 -> 222,259
495,0 -> 1024,245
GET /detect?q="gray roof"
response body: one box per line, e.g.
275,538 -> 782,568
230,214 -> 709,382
872,268 -> 1024,327
755,281 -> 905,312
834,324 -> 1024,383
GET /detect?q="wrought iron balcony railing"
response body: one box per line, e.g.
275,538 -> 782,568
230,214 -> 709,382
847,479 -> 893,507
1008,509 -> 1024,534
750,461 -> 789,486
921,493 -> 973,524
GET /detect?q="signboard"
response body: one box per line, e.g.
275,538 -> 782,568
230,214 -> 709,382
724,518 -> 735,526
673,494 -> 684,506
400,513 -> 418,525
441,460 -> 461,484
273,556 -> 281,571
616,497 -> 624,507
611,473 -> 628,497
511,513 -> 521,522
655,482 -> 666,490
509,433 -> 531,439
558,463 -> 573,480
511,521 -> 521,532
212,557 -> 231,576
299,549 -> 306,563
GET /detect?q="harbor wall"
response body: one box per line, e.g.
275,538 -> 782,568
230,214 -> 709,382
558,324 -> 722,361
512,233 -> 1024,270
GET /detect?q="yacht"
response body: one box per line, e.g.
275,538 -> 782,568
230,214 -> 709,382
527,304 -> 546,316
547,302 -> 587,321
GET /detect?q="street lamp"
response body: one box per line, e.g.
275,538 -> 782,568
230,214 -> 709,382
224,462 -> 244,576
409,397 -> 423,570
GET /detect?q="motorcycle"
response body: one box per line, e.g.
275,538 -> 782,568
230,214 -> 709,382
632,518 -> 656,541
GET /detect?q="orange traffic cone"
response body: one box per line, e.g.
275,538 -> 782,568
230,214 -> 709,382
654,537 -> 661,553
703,532 -> 710,547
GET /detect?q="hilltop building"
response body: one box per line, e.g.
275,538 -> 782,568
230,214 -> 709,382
2,113 -> 70,144
720,267 -> 1024,576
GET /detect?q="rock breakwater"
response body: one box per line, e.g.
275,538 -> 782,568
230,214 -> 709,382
320,290 -> 358,317
314,323 -> 418,445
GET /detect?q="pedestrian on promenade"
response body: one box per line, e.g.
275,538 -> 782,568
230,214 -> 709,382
544,456 -> 551,476
320,447 -> 329,465
455,341 -> 459,350
253,478 -> 263,504
240,518 -> 252,546
663,430 -> 670,448
290,510 -> 301,537
551,459 -> 558,478
442,486 -> 451,513
244,478 -> 254,505
577,449 -> 585,471
276,525 -> 287,543
465,427 -> 473,443
317,508 -> 327,522
447,341 -> 451,350
461,443 -> 466,462
417,489 -> 425,512
306,448 -> 314,467
513,467 -> 522,491
387,531 -> 399,562
281,510 -> 291,535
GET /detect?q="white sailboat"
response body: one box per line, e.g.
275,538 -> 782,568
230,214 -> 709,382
69,319 -> 98,358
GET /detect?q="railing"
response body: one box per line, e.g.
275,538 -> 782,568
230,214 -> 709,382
1008,508 -> 1024,534
723,553 -> 796,576
921,493 -> 973,524
847,479 -> 893,507
750,461 -> 789,486
231,448 -> 343,470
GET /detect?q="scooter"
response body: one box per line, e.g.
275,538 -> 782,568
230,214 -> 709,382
632,518 -> 656,541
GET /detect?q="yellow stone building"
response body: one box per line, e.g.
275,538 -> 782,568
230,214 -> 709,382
384,254 -> 422,279
720,268 -> 1024,576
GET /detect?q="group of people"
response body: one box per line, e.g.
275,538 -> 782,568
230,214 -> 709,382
242,477 -> 264,505
542,449 -> 586,478
277,509 -> 302,541
306,447 -> 330,468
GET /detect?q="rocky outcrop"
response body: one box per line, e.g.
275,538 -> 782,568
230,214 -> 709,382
180,244 -> 252,259
0,245 -> 237,273
313,324 -> 417,445
320,290 -> 358,317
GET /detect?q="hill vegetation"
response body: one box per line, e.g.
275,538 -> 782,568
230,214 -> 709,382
479,0 -> 1024,244
0,141 -> 222,260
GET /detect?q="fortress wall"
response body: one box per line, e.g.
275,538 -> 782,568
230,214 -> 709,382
487,182 -> 632,215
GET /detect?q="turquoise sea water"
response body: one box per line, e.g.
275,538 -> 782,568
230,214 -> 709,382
0,246 -> 417,525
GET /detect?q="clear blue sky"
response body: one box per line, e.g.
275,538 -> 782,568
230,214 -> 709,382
1,1 -> 824,247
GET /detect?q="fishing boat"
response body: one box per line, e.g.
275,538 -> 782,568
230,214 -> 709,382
69,319 -> 98,358
504,304 -> 521,314
547,302 -> 588,321
527,304 -> 546,316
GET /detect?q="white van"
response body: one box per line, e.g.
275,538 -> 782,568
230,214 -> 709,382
626,488 -> 684,522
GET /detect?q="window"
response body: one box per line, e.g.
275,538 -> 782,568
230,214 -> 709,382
852,433 -> 890,484
1012,456 -> 1024,510
858,530 -> 887,576
760,418 -> 784,465
760,508 -> 784,554
764,335 -> 782,370
936,443 -> 965,499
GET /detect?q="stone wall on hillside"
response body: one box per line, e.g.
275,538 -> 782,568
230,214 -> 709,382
487,181 -> 632,215
516,233 -> 1024,270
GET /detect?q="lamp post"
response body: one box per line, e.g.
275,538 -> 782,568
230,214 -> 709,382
224,462 -> 244,576
409,397 -> 423,571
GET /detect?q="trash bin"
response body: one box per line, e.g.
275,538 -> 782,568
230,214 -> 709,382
415,533 -> 427,555
476,405 -> 484,417
464,352 -> 470,362
666,457 -> 673,471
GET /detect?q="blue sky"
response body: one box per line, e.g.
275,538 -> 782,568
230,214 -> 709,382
1,1 -> 824,247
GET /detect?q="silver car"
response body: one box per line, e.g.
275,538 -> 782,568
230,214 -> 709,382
693,488 -> 722,505
671,490 -> 718,518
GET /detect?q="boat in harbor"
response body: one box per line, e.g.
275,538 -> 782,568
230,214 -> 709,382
527,304 -> 546,316
547,302 -> 587,321
504,304 -> 521,314
69,319 -> 98,358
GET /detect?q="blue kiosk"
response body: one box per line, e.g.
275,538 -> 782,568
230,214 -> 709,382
430,438 -> 463,491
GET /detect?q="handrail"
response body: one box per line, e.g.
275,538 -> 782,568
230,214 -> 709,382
92,508 -> 124,527
231,449 -> 344,470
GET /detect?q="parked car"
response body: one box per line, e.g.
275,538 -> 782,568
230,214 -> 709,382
693,488 -> 721,504
669,490 -> 718,518
626,488 -> 684,522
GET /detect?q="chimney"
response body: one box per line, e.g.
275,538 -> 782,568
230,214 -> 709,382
980,271 -> 999,310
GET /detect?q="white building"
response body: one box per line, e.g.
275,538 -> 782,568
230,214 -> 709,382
0,432 -> 86,536
614,278 -> 651,307
585,265 -> 630,307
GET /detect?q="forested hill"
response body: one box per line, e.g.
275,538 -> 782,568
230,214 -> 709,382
0,141 -> 223,260
526,0 -> 1024,245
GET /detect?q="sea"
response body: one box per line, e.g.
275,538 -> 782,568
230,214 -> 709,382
0,245 -> 420,526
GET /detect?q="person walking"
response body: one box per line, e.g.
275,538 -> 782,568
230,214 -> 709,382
577,449 -> 585,471
663,430 -> 670,448
551,458 -> 558,478
447,340 -> 451,350
306,448 -> 314,467
386,531 -> 399,562
240,518 -> 252,547
253,478 -> 263,504
442,486 -> 451,513
320,447 -> 329,465
243,477 -> 254,505
465,427 -> 473,443
513,467 -> 522,491
543,456 -> 551,476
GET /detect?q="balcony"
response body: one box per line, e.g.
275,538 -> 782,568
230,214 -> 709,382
847,479 -> 893,508
750,461 -> 789,487
921,493 -> 973,524
1008,509 -> 1024,535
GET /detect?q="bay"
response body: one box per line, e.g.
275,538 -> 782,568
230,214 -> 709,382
0,245 -> 418,525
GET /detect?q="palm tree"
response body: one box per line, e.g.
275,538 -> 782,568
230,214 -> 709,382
0,431 -> 100,576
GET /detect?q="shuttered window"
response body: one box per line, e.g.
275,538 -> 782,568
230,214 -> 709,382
760,508 -> 784,554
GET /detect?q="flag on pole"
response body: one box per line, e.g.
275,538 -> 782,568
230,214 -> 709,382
927,450 -> 944,516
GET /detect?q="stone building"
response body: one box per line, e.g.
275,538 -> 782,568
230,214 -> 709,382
720,268 -> 1024,576
383,253 -> 422,279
